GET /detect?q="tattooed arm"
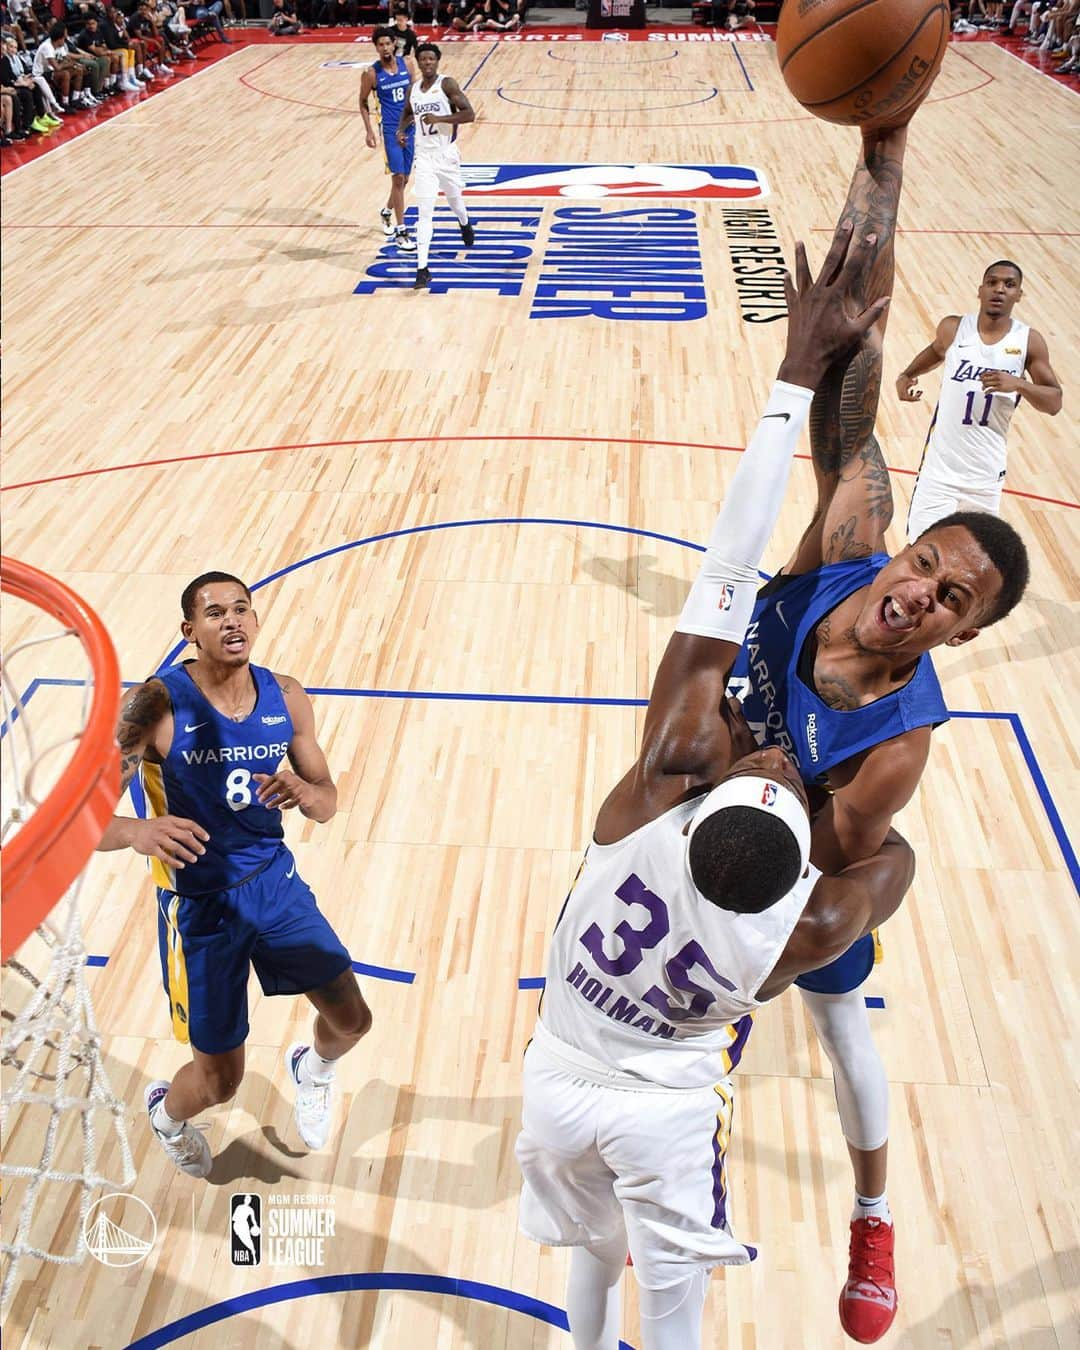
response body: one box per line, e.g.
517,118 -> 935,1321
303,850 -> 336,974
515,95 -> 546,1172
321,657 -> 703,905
96,679 -> 210,869
787,126 -> 908,574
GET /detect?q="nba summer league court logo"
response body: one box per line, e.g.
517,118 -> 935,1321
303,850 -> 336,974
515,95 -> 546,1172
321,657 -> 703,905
84,1193 -> 157,1267
231,1192 -> 336,1268
356,163 -> 771,320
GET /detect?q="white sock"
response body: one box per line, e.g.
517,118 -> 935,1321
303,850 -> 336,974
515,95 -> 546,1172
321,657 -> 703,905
416,197 -> 436,268
638,1268 -> 709,1350
300,1046 -> 338,1083
151,1099 -> 185,1137
444,184 -> 469,226
853,1191 -> 892,1224
566,1236 -> 626,1350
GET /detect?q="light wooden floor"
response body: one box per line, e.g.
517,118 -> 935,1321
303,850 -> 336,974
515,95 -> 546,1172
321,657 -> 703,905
2,36 -> 1078,1350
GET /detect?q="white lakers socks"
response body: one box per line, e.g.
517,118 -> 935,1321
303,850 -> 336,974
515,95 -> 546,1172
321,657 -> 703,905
301,1047 -> 338,1084
854,1191 -> 892,1224
444,184 -> 469,226
151,1100 -> 185,1137
638,1267 -> 709,1350
566,1237 -> 625,1350
416,198 -> 436,268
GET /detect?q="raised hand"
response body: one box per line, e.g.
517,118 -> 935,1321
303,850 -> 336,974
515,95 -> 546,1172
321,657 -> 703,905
896,372 -> 922,402
778,220 -> 891,391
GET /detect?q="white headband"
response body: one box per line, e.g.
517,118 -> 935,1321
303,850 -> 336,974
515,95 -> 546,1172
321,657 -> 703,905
686,774 -> 811,888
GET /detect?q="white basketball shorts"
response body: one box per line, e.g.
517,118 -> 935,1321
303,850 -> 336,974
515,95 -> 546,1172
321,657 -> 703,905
515,1028 -> 756,1290
906,472 -> 1003,542
413,146 -> 464,201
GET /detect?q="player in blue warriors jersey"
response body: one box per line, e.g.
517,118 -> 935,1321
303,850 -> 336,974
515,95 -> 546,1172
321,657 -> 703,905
97,572 -> 372,1178
359,27 -> 417,254
728,123 -> 1030,1342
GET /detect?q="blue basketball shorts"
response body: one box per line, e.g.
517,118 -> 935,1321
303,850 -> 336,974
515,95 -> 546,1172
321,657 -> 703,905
383,128 -> 414,177
156,847 -> 352,1055
794,931 -> 877,995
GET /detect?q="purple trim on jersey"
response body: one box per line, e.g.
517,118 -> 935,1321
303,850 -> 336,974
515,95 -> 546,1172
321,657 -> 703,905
710,1115 -> 729,1230
726,1014 -> 753,1071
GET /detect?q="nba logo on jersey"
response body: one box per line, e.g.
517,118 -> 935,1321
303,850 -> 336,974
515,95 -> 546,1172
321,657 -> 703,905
761,782 -> 778,807
718,583 -> 735,611
460,163 -> 770,200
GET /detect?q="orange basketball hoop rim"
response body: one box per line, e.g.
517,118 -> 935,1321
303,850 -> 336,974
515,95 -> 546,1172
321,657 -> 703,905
1,558 -> 120,961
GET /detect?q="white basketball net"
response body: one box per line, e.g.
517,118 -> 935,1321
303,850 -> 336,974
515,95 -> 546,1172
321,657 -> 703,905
1,622 -> 135,1314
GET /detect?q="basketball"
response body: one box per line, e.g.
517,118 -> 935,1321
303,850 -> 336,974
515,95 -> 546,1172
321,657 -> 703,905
776,0 -> 950,129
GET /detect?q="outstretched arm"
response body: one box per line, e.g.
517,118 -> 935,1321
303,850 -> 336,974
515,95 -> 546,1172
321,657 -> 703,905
787,126 -> 909,574
896,314 -> 960,402
595,225 -> 889,839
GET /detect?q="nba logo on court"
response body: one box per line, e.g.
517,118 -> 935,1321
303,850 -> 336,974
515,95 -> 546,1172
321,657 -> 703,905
760,783 -> 778,807
231,1194 -> 262,1266
460,163 -> 770,200
718,584 -> 735,612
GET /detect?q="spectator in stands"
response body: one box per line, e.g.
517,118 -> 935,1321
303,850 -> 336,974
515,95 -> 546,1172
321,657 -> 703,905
67,17 -> 111,100
76,16 -> 127,94
481,0 -> 521,27
4,28 -> 65,118
1,86 -> 16,143
1002,0 -> 1033,34
316,0 -> 356,26
221,0 -> 246,26
723,0 -> 755,27
99,7 -> 149,87
447,0 -> 483,28
129,3 -> 174,74
268,0 -> 302,31
33,22 -> 95,111
2,33 -> 55,134
183,0 -> 231,42
389,3 -> 417,60
154,0 -> 197,60
6,0 -> 42,42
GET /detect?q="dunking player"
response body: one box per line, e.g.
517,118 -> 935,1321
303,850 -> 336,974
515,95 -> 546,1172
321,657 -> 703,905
728,126 -> 1030,1342
360,27 -> 417,253
395,43 -> 475,291
96,573 -> 372,1178
896,259 -> 1062,540
516,222 -> 916,1350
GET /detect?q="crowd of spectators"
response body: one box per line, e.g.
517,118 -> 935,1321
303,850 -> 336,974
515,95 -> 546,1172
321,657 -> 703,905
0,0 -> 250,144
951,0 -> 1078,71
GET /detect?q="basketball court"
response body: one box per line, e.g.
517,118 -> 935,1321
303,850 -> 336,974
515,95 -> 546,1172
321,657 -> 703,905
2,27 -> 1078,1350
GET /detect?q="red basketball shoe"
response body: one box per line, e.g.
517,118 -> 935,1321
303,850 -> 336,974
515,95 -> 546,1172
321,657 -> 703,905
839,1216 -> 897,1343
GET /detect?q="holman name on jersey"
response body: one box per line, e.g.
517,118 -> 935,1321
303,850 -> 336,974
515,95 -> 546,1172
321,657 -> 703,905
565,959 -> 678,1039
181,741 -> 290,766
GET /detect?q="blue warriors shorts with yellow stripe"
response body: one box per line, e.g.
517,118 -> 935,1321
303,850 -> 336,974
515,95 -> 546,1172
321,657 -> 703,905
156,847 -> 352,1055
794,930 -> 879,995
383,127 -> 414,177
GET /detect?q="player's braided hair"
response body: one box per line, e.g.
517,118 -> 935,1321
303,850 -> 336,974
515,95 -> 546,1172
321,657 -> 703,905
688,806 -> 804,915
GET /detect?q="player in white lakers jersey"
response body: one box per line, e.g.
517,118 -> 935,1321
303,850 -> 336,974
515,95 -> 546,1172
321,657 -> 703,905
395,43 -> 475,291
516,224 -> 915,1350
897,260 -> 1062,539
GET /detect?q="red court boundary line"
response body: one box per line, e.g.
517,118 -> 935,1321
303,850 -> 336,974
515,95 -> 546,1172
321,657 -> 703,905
4,435 -> 1077,509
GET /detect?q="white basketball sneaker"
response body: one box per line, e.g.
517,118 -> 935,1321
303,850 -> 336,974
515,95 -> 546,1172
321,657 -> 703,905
145,1080 -> 212,1179
379,206 -> 394,236
286,1043 -> 335,1150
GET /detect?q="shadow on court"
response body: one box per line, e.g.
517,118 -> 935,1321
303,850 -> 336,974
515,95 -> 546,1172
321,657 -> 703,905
579,553 -> 686,619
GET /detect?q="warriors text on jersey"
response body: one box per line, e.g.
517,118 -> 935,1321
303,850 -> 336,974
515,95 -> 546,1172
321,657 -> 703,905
141,662 -> 293,894
921,312 -> 1030,489
373,55 -> 412,135
539,797 -> 820,1089
728,556 -> 949,786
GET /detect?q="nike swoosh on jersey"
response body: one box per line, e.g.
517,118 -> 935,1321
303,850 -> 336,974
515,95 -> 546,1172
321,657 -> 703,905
762,412 -> 791,422
285,864 -> 296,879
184,722 -> 208,732
775,601 -> 789,629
